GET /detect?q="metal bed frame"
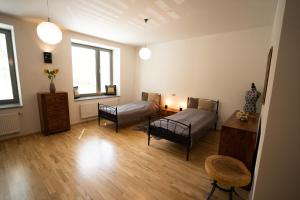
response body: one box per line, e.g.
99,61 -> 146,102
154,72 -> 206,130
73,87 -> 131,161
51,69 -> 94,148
148,99 -> 219,160
98,103 -> 119,132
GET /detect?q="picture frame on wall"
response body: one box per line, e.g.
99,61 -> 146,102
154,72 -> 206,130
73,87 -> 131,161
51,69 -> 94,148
262,46 -> 273,104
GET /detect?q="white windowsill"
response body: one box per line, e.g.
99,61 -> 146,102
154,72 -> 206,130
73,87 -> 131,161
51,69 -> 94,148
0,103 -> 23,110
74,95 -> 120,102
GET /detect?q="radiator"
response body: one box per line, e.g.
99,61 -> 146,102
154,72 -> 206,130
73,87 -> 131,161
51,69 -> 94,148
0,113 -> 21,135
80,98 -> 119,119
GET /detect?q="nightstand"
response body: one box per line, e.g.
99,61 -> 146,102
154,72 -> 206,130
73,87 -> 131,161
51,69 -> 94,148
160,107 -> 180,117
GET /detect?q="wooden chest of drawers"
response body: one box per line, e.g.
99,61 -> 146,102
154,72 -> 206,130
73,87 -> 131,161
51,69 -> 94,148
37,92 -> 70,135
218,111 -> 259,171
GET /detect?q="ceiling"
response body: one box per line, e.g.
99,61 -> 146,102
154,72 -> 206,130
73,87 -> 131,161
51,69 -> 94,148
0,0 -> 277,46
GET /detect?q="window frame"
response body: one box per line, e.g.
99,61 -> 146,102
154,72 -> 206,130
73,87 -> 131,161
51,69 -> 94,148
0,28 -> 20,105
71,42 -> 113,98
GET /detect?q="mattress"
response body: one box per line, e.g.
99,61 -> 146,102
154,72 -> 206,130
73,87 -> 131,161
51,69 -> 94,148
151,108 -> 217,146
100,101 -> 159,126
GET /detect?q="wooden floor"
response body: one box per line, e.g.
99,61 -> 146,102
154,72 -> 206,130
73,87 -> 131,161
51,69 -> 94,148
0,120 -> 249,200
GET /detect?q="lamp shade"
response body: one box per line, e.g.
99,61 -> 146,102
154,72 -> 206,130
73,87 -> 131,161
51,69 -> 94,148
37,21 -> 62,45
139,47 -> 151,60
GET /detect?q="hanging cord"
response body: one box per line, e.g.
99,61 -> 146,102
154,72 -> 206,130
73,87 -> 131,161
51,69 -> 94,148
144,18 -> 149,47
47,0 -> 50,22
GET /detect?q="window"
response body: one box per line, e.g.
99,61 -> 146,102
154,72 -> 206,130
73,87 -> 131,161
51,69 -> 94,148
71,43 -> 113,97
0,27 -> 20,106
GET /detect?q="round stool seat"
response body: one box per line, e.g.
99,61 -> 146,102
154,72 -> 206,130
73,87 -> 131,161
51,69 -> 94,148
205,155 -> 251,187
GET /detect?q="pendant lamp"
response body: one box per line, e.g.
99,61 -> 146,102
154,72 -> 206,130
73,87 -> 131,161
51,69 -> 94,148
37,0 -> 62,45
139,19 -> 151,60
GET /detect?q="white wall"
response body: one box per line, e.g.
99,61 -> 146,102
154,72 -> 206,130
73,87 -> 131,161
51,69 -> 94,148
136,27 -> 271,125
251,0 -> 300,199
251,0 -> 285,197
0,14 -> 137,137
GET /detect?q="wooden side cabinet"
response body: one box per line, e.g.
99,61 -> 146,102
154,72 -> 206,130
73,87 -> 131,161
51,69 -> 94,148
218,111 -> 259,171
37,92 -> 70,135
160,107 -> 179,117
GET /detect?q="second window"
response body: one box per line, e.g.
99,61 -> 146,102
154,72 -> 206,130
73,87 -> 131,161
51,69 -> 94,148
71,43 -> 113,97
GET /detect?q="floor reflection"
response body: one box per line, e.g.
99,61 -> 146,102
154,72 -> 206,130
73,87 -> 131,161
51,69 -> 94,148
76,136 -> 116,174
7,164 -> 32,198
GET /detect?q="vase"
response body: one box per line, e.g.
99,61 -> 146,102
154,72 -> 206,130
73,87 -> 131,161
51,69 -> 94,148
49,80 -> 56,94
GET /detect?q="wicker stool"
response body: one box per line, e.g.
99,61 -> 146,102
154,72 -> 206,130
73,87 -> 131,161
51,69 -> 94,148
205,155 -> 251,200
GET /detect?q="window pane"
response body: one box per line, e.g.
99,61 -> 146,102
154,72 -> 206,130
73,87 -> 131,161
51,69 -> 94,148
100,51 -> 111,93
0,33 -> 13,100
72,46 -> 96,94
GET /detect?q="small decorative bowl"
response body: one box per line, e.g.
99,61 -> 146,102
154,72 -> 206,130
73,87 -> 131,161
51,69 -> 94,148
236,111 -> 249,122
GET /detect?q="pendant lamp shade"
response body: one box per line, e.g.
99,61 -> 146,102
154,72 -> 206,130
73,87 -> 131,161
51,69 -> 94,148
139,47 -> 151,60
139,18 -> 151,60
37,21 -> 62,45
36,0 -> 62,45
